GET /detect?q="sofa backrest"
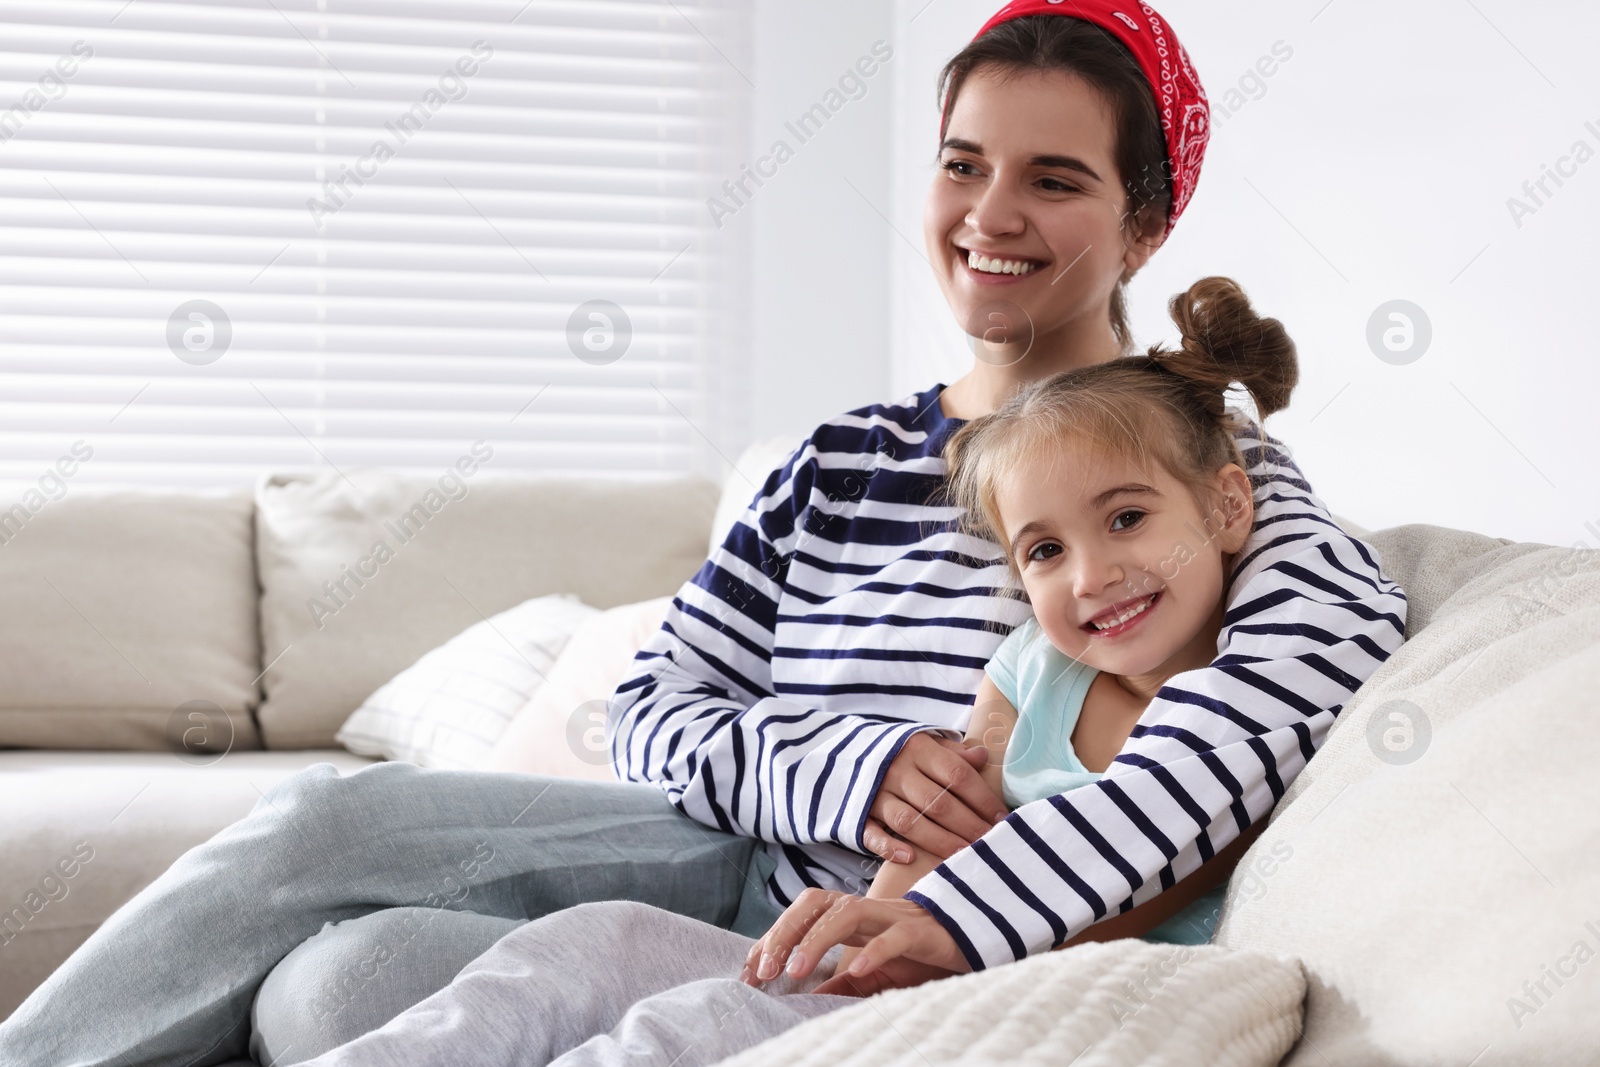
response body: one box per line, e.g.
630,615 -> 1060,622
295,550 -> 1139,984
0,489 -> 262,751
0,471 -> 719,752
254,469 -> 719,749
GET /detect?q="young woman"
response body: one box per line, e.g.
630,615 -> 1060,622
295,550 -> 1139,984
0,3 -> 1406,1066
639,1 -> 1405,989
287,5 -> 1406,1066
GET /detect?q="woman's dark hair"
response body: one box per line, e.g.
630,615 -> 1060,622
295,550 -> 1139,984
944,276 -> 1298,578
937,15 -> 1172,352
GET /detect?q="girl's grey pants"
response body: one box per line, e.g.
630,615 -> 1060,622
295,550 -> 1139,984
286,900 -> 853,1067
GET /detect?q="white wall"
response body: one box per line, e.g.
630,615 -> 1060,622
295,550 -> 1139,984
726,1 -> 893,452
882,0 -> 1598,546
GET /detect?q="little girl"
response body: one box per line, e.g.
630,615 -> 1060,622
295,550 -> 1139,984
819,272 -> 1299,979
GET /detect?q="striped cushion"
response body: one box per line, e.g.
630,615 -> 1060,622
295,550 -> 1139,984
336,594 -> 598,769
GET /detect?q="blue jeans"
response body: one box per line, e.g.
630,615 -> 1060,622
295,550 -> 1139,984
0,762 -> 784,1067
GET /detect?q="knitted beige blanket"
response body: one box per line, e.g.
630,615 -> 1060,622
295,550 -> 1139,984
713,939 -> 1306,1067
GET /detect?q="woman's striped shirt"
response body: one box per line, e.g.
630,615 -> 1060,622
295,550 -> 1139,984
610,383 -> 1407,969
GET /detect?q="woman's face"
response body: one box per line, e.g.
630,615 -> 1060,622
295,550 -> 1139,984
924,65 -> 1159,356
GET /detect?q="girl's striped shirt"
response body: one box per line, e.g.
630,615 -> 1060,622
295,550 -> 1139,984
611,383 -> 1407,969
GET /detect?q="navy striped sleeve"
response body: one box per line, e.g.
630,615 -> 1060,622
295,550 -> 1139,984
607,436 -> 952,858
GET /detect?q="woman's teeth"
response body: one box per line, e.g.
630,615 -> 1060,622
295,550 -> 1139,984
1089,594 -> 1156,631
966,250 -> 1041,276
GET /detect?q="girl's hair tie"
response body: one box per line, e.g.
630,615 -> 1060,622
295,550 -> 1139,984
947,1 -> 1210,237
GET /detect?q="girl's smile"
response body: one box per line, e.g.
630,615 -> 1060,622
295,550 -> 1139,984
1081,589 -> 1161,637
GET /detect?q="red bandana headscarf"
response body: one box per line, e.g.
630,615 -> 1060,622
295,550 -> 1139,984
944,0 -> 1210,237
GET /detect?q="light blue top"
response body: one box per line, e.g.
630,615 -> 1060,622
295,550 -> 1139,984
984,618 -> 1226,946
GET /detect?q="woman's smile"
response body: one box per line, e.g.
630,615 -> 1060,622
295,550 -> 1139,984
958,245 -> 1050,285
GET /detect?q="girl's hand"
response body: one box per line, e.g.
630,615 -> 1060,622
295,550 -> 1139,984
738,888 -> 971,988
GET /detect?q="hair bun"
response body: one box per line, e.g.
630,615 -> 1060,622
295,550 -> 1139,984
1147,276 -> 1297,420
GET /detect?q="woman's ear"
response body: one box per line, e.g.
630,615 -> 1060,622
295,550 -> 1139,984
1120,205 -> 1167,278
1211,464 -> 1254,555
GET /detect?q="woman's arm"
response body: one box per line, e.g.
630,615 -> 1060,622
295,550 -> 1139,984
752,816 -> 1271,993
1052,817 -> 1267,948
834,679 -> 1016,971
607,441 -> 970,859
909,676 -> 1260,949
866,677 -> 1014,899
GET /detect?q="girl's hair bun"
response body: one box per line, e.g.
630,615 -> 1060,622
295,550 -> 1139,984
1146,276 -> 1297,422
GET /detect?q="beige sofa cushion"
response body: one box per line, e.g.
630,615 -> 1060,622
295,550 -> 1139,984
0,489 -> 261,751
255,469 -> 718,749
0,749 -> 376,1021
1214,525 -> 1600,1064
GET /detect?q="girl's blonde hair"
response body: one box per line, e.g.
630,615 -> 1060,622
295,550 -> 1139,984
943,276 -> 1298,578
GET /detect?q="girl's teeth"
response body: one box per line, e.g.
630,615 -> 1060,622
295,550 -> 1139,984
966,250 -> 1040,276
1092,595 -> 1153,630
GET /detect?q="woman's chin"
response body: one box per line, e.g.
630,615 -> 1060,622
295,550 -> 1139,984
951,303 -> 1041,365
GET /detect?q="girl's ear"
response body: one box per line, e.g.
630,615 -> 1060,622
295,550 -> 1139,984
1212,464 -> 1255,554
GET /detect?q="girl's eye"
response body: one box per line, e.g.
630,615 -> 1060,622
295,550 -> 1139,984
1027,541 -> 1062,563
940,158 -> 979,177
1111,509 -> 1145,532
1039,177 -> 1082,193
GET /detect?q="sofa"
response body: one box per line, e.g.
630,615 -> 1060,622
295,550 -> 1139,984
0,462 -> 723,1021
3,440 -> 1597,1067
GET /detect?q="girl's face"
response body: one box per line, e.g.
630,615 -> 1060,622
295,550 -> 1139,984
993,441 -> 1254,683
924,65 -> 1161,354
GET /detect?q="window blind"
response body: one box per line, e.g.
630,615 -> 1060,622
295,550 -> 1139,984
0,0 -> 750,489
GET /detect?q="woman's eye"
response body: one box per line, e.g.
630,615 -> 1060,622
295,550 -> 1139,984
940,159 -> 978,177
1027,542 -> 1062,563
1111,509 -> 1145,532
1039,177 -> 1081,193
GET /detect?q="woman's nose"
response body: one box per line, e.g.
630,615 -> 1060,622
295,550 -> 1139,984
965,176 -> 1026,237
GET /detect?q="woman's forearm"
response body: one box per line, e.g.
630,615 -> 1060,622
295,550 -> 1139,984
1054,818 -> 1268,949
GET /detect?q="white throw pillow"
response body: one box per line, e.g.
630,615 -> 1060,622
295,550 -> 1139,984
336,594 -> 598,769
483,596 -> 674,779
709,436 -> 805,557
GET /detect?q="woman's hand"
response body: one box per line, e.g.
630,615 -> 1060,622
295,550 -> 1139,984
864,733 -> 1005,863
738,888 -> 972,989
